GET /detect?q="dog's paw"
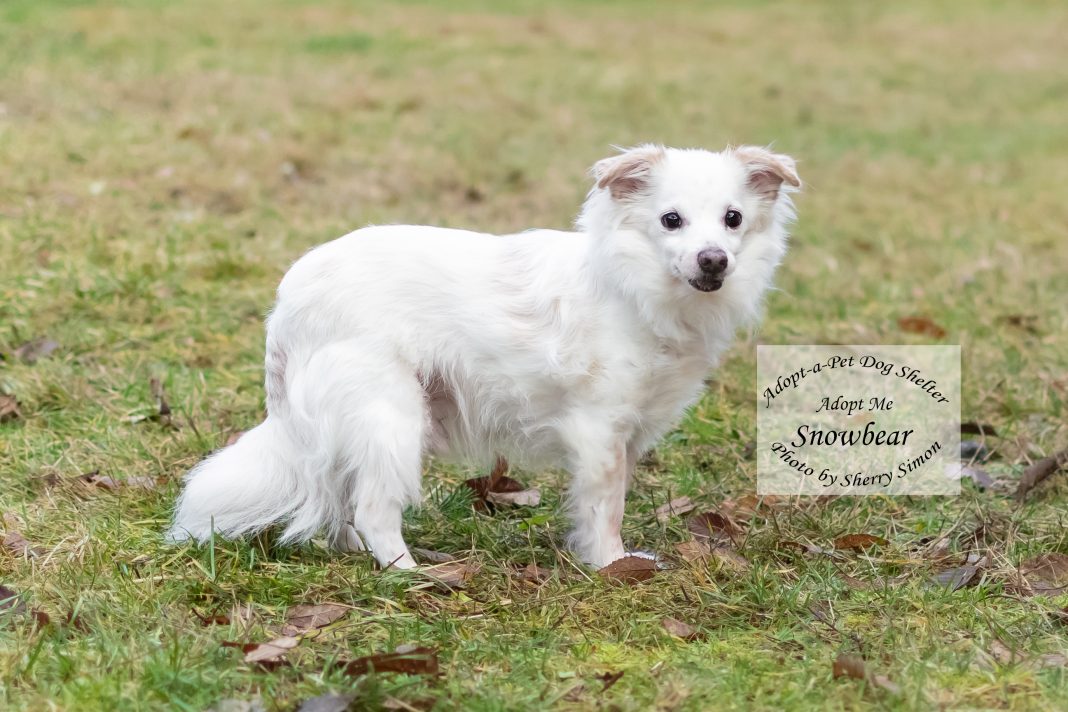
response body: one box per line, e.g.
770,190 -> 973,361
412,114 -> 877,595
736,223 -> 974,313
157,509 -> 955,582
330,524 -> 366,553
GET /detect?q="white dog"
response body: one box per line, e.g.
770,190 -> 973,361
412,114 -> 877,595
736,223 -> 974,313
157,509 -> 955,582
169,144 -> 800,569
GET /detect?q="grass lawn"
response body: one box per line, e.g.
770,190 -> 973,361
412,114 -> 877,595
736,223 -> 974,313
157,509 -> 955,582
3,0 -> 1068,709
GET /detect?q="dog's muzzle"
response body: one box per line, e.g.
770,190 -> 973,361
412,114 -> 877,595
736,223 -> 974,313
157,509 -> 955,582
689,248 -> 728,292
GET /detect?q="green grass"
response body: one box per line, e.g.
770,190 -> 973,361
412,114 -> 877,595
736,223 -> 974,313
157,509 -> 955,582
2,0 -> 1068,709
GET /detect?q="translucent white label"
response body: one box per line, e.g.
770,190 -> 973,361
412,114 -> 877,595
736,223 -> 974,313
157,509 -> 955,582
757,345 -> 961,495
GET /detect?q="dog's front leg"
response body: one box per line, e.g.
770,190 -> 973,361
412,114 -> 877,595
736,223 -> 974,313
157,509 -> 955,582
564,438 -> 629,568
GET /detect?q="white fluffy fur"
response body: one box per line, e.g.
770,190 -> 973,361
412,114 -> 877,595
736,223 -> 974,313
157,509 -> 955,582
169,144 -> 800,569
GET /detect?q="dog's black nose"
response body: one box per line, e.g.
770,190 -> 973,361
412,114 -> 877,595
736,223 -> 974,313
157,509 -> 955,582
697,248 -> 729,275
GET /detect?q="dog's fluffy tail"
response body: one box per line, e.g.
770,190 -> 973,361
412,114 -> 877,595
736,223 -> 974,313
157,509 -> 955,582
167,418 -> 316,545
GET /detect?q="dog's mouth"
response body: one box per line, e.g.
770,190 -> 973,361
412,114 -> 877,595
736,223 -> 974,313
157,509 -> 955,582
688,276 -> 724,293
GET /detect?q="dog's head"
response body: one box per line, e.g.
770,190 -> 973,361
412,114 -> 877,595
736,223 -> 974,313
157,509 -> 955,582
581,144 -> 800,295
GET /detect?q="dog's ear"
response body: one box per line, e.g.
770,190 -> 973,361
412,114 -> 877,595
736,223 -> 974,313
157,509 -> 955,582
591,144 -> 665,201
733,146 -> 801,199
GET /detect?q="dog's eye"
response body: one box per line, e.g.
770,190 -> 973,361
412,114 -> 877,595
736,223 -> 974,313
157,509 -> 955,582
660,211 -> 683,230
724,210 -> 743,229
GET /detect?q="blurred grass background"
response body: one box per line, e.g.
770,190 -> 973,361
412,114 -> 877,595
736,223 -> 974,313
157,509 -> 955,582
1,1 -> 1067,710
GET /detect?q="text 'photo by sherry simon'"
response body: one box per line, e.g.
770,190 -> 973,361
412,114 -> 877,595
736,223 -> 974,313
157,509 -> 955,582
756,345 -> 961,495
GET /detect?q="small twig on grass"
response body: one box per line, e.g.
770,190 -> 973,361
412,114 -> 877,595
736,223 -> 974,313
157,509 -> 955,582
1015,448 -> 1068,501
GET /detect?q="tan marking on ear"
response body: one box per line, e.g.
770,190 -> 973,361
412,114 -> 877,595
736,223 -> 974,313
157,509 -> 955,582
591,144 -> 666,201
732,146 -> 801,199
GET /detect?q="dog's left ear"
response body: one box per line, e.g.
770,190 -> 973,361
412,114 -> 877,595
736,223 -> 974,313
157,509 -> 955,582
733,146 -> 801,199
591,144 -> 666,201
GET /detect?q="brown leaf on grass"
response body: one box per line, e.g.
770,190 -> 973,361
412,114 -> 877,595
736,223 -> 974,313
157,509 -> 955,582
961,422 -> 999,437
661,617 -> 702,641
515,562 -> 553,584
464,458 -> 538,510
673,539 -> 710,564
833,534 -> 889,551
599,555 -> 658,584
75,471 -> 119,490
224,431 -> 245,447
655,496 -> 696,522
336,645 -> 439,677
486,487 -> 541,507
13,338 -> 59,364
411,548 -> 456,564
596,670 -> 624,692
897,315 -> 946,339
832,653 -> 867,680
72,471 -> 158,492
281,602 -> 349,635
687,510 -> 742,543
998,313 -> 1039,334
1019,553 -> 1068,597
64,609 -> 90,633
0,394 -> 21,423
0,585 -> 51,628
192,608 -> 231,626
709,546 -> 750,572
222,635 -> 299,668
1015,448 -> 1068,501
832,654 -> 901,694
777,539 -> 841,558
720,494 -> 782,522
930,565 -> 979,591
422,560 -> 479,589
3,530 -> 46,558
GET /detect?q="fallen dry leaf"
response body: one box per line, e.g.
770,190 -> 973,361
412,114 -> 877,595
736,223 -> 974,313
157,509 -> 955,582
72,472 -> 157,492
687,510 -> 742,543
0,585 -> 51,628
655,496 -> 696,522
411,548 -> 456,564
223,636 -> 300,668
336,645 -> 439,677
832,653 -> 867,680
930,565 -> 979,591
225,431 -> 245,447
673,539 -> 710,564
1019,553 -> 1068,597
486,487 -> 541,507
1016,448 -> 1068,501
777,539 -> 842,558
422,560 -> 479,589
596,670 -> 625,692
833,534 -> 889,551
897,315 -> 946,339
599,555 -> 658,584
515,562 -> 553,584
709,545 -> 750,573
961,422 -> 999,437
832,653 -> 900,694
281,602 -> 349,635
720,494 -> 782,522
464,459 -> 538,511
192,608 -> 231,626
661,617 -> 702,641
295,694 -> 355,712
13,338 -> 59,364
0,394 -> 21,423
3,530 -> 45,558
75,471 -> 119,491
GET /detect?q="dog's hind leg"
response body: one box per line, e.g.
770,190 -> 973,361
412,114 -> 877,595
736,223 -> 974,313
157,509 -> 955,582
296,341 -> 424,569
